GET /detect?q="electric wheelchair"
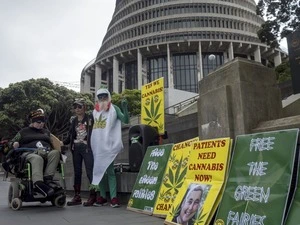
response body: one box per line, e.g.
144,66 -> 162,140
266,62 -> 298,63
2,147 -> 67,210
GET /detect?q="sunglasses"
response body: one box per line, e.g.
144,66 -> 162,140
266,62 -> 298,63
73,104 -> 83,109
97,95 -> 108,100
35,120 -> 45,124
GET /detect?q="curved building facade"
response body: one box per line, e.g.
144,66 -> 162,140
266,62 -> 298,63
81,0 -> 286,96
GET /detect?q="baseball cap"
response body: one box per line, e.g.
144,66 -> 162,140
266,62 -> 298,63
73,98 -> 85,106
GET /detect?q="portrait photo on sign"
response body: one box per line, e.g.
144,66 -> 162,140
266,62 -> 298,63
172,183 -> 211,225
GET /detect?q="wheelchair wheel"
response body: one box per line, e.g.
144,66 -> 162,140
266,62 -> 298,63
51,194 -> 66,208
11,198 -> 22,211
8,181 -> 20,208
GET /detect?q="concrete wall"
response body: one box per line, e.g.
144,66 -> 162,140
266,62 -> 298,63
163,113 -> 199,144
165,88 -> 198,114
198,57 -> 283,140
252,115 -> 300,133
176,101 -> 198,117
282,94 -> 300,117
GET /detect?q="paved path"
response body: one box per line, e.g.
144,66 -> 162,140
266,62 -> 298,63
0,175 -> 164,225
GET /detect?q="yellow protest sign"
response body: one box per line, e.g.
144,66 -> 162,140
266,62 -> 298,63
141,77 -> 164,135
153,137 -> 199,218
165,138 -> 232,225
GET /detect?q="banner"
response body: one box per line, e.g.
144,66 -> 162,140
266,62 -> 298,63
165,137 -> 232,225
214,129 -> 299,225
284,143 -> 300,225
153,137 -> 199,217
141,77 -> 165,135
127,143 -> 173,214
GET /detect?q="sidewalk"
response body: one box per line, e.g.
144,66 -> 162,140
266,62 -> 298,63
0,174 -> 164,225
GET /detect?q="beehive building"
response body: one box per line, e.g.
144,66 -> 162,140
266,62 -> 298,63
81,0 -> 286,97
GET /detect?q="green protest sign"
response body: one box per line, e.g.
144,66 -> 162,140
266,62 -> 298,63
285,143 -> 300,225
127,143 -> 173,214
214,129 -> 299,225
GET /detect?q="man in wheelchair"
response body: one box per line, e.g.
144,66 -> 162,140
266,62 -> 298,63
4,109 -> 66,209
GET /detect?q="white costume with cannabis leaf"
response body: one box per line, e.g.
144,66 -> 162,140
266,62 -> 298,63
90,93 -> 123,186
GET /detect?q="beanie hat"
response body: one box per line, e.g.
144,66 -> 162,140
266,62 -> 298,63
96,88 -> 111,101
29,109 -> 45,123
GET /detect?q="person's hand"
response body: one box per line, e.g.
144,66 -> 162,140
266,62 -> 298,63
61,145 -> 68,155
121,98 -> 128,109
13,142 -> 19,149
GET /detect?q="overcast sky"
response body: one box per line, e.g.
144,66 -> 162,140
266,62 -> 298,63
0,0 -> 115,91
0,0 -> 286,91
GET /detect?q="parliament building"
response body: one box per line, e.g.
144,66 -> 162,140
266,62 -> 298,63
80,0 -> 286,100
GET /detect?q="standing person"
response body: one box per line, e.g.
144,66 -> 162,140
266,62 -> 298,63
0,137 -> 9,162
62,98 -> 94,206
173,184 -> 203,225
9,109 -> 61,197
83,88 -> 129,207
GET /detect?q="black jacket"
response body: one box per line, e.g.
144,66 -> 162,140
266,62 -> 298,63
63,113 -> 93,150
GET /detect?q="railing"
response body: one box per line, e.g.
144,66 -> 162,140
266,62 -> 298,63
127,95 -> 199,124
165,95 -> 199,115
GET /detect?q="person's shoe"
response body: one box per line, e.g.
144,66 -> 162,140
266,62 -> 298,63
43,175 -> 59,189
110,197 -> 120,208
94,196 -> 108,206
67,194 -> 82,206
34,181 -> 54,197
83,189 -> 96,207
43,175 -> 53,184
83,196 -> 96,207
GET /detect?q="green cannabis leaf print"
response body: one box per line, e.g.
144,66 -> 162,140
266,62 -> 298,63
143,96 -> 161,125
93,114 -> 107,129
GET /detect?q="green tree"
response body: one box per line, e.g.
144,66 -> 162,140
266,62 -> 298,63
275,61 -> 292,83
0,78 -> 93,139
256,0 -> 300,48
111,89 -> 141,116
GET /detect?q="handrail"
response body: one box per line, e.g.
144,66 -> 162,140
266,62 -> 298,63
128,95 -> 199,123
165,95 -> 199,114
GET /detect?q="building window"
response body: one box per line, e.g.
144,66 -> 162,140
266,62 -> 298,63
102,71 -> 107,81
90,73 -> 95,88
202,53 -> 224,77
108,69 -> 113,93
119,80 -> 123,93
147,56 -> 168,87
173,53 -> 198,93
234,53 -> 247,59
125,62 -> 138,89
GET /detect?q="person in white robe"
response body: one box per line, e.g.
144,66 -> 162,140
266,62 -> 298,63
83,88 -> 129,207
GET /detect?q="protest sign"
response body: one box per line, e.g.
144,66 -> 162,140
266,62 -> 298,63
141,77 -> 165,134
214,129 -> 299,225
153,137 -> 199,217
165,137 -> 232,225
284,142 -> 300,225
127,143 -> 173,214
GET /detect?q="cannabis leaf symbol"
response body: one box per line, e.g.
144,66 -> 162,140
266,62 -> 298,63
143,96 -> 161,125
193,208 -> 207,225
94,114 -> 107,129
164,156 -> 187,193
169,204 -> 181,219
